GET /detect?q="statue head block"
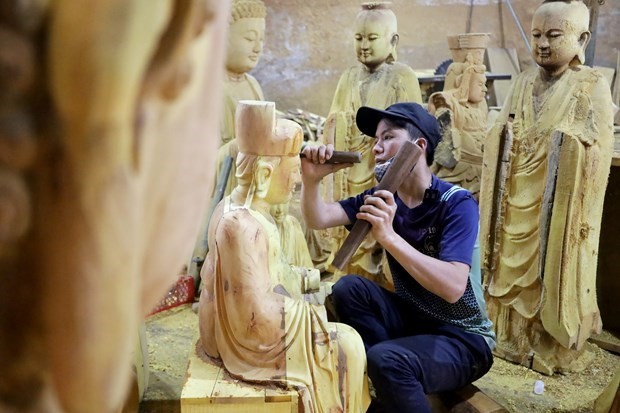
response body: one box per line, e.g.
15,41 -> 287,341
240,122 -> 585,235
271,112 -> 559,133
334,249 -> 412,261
444,33 -> 490,90
227,0 -> 267,75
235,100 -> 303,204
355,2 -> 399,70
454,63 -> 487,105
531,0 -> 590,75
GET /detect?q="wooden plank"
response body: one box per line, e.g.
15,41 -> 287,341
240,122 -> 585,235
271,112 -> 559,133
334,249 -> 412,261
614,52 -> 620,126
613,127 -> 620,166
180,342 -> 297,413
265,388 -> 295,403
209,368 -> 265,404
485,48 -> 520,108
182,403 -> 292,413
181,350 -> 221,401
614,51 -> 620,107
589,333 -> 620,355
434,384 -> 509,413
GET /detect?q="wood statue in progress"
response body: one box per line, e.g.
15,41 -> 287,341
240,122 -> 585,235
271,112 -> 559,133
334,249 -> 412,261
199,100 -> 370,413
428,34 -> 490,200
479,0 -> 614,375
0,1 -> 228,412
322,1 -> 422,282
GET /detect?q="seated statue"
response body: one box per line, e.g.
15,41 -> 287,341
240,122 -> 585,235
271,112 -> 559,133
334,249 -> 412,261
199,100 -> 370,412
322,1 -> 422,283
428,53 -> 488,200
479,0 -> 614,374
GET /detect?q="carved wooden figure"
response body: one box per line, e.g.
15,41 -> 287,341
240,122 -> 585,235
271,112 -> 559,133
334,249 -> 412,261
322,1 -> 422,282
199,100 -> 370,413
479,0 -> 614,375
0,1 -> 228,413
428,33 -> 490,200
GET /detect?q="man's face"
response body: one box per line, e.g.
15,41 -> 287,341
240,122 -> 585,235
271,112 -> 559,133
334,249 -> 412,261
372,119 -> 413,165
265,155 -> 301,205
354,15 -> 393,70
531,3 -> 587,74
226,17 -> 265,74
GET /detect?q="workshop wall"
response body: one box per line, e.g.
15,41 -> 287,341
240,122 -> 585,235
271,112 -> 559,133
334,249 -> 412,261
253,0 -> 620,116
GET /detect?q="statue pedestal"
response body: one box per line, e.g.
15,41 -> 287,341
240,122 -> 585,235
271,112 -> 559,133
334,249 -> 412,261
181,342 -> 299,413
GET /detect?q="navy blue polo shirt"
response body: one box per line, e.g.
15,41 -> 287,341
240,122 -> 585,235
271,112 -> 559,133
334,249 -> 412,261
338,175 -> 496,349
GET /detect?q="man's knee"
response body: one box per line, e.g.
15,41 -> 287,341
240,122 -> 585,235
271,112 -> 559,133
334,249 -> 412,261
367,342 -> 422,383
332,275 -> 367,303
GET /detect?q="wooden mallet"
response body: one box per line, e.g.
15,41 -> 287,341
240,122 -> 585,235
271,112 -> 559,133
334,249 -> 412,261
300,150 -> 362,164
331,140 -> 423,270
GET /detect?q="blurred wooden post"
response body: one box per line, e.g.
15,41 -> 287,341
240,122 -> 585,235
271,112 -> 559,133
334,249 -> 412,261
585,0 -> 604,66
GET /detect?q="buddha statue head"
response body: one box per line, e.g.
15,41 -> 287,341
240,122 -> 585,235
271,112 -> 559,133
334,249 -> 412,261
531,0 -> 590,76
355,2 -> 399,71
226,0 -> 267,76
234,100 -> 303,206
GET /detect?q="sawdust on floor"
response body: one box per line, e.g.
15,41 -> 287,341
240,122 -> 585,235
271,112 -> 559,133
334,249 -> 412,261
475,331 -> 619,412
142,304 -> 199,403
142,305 -> 619,412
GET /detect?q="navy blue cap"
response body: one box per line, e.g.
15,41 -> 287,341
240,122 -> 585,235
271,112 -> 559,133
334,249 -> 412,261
356,102 -> 441,164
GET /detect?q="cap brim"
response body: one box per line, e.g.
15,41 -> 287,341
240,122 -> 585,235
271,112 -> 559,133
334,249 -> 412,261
356,106 -> 413,138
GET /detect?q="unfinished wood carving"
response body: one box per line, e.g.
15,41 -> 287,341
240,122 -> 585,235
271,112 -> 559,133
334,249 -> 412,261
322,1 -> 422,281
479,0 -> 614,375
0,1 -> 228,412
199,100 -> 370,412
428,33 -> 490,200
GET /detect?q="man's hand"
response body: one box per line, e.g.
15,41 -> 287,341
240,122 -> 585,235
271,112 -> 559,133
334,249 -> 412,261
300,143 -> 352,185
356,190 -> 398,245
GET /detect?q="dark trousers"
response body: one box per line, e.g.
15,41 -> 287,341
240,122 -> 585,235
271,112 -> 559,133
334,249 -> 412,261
331,275 -> 493,413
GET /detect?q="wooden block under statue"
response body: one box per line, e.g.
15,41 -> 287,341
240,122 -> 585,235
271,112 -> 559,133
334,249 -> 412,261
181,341 -> 299,413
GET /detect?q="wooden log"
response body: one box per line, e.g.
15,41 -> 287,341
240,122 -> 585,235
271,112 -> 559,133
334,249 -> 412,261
331,140 -> 422,270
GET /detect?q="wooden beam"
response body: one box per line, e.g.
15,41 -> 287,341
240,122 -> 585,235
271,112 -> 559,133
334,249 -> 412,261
429,384 -> 509,413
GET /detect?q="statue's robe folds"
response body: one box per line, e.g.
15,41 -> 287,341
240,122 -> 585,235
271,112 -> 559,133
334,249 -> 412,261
323,62 -> 422,279
479,66 -> 614,364
199,199 -> 370,413
431,93 -> 488,200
